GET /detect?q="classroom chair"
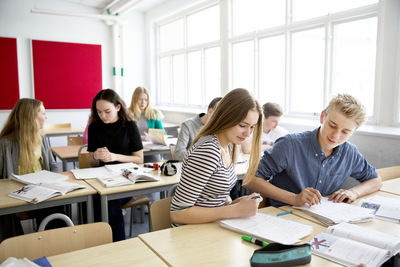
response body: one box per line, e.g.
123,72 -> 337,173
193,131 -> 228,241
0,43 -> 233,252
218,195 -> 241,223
67,136 -> 83,146
149,197 -> 172,232
78,144 -> 91,169
0,222 -> 112,262
377,165 -> 400,181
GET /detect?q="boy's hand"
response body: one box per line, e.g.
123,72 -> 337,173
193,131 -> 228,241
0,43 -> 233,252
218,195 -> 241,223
329,188 -> 359,203
294,187 -> 322,206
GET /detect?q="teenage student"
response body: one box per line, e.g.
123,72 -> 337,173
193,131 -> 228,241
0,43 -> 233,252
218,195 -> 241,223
129,86 -> 164,141
170,88 -> 263,226
88,89 -> 143,241
174,97 -> 222,161
0,98 -> 59,240
241,102 -> 289,154
244,94 -> 382,207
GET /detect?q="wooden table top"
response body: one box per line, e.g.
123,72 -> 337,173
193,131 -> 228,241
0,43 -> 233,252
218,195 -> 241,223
138,206 -> 335,267
47,237 -> 167,266
0,172 -> 96,209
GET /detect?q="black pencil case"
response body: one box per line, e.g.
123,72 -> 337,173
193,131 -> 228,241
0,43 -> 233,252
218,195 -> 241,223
250,243 -> 311,267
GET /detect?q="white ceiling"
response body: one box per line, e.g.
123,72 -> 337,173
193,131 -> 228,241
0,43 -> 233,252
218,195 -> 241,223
64,0 -> 167,12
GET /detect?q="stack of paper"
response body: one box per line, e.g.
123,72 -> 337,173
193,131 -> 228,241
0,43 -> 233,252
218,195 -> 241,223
294,197 -> 374,225
11,170 -> 68,185
219,212 -> 313,244
360,195 -> 400,223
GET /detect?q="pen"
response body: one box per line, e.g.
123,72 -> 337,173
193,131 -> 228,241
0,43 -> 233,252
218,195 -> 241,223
242,235 -> 269,247
251,195 -> 261,199
277,210 -> 293,216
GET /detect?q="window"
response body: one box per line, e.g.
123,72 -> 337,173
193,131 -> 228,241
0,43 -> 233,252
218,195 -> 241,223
157,4 -> 221,108
155,0 -> 389,122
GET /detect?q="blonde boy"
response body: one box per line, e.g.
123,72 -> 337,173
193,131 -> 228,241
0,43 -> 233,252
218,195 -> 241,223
244,94 -> 382,207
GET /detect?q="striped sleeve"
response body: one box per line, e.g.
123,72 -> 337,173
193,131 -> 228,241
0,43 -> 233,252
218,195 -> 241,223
171,137 -> 221,211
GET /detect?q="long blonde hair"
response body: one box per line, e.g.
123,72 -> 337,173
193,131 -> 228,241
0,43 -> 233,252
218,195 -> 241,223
0,99 -> 43,174
129,86 -> 163,121
193,88 -> 263,181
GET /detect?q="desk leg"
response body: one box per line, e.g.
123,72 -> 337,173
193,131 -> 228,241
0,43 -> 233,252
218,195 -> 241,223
62,160 -> 67,172
101,195 -> 108,223
87,195 -> 93,223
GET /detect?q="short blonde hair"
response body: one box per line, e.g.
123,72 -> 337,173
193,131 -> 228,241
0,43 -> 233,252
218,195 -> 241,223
324,94 -> 366,128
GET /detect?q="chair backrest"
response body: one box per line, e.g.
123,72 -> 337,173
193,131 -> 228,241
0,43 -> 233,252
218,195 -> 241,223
78,144 -> 91,169
169,145 -> 176,160
377,166 -> 400,181
44,123 -> 72,130
0,222 -> 112,262
149,197 -> 172,232
67,136 -> 83,146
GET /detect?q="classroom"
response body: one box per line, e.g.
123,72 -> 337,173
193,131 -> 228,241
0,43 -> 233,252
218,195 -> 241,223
0,0 -> 400,266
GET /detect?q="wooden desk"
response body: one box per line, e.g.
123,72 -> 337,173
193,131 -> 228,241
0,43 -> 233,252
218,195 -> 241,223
381,177 -> 400,195
51,145 -> 85,171
138,207 -> 338,267
52,139 -> 177,171
47,237 -> 167,266
85,170 -> 180,222
0,172 -> 96,223
43,127 -> 85,137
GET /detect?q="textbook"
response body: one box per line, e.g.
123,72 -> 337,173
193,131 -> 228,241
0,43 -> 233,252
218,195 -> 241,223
11,170 -> 68,185
219,212 -> 313,245
294,197 -> 374,225
360,195 -> 400,223
8,181 -> 86,204
94,163 -> 160,187
311,222 -> 400,267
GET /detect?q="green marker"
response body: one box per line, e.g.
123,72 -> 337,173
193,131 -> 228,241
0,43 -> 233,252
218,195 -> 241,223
242,235 -> 269,247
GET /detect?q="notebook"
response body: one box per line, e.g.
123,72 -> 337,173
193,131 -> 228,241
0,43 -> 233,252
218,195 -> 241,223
311,222 -> 400,267
219,212 -> 313,244
294,197 -> 374,225
360,195 -> 400,223
11,170 -> 68,185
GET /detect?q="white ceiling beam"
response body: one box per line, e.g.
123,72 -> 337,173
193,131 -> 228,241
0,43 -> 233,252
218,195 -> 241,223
106,0 -> 143,15
31,8 -> 122,24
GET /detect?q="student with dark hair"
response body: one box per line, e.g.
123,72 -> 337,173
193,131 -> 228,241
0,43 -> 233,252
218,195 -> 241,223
241,102 -> 289,154
88,88 -> 143,241
170,89 -> 263,226
174,97 -> 222,161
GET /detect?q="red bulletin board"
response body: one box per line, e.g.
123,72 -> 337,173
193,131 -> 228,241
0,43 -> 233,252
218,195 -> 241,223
32,40 -> 102,109
0,37 -> 20,109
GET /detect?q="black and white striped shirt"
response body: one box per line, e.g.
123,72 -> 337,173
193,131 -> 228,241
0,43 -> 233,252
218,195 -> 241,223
170,135 -> 237,225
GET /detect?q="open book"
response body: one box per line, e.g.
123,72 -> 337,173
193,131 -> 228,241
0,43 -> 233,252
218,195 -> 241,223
145,128 -> 167,145
219,212 -> 313,245
11,170 -> 68,185
294,197 -> 374,225
360,195 -> 400,223
71,163 -> 160,187
8,181 -> 86,204
311,222 -> 400,267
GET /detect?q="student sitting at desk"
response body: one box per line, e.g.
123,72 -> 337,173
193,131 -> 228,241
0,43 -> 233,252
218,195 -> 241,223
241,102 -> 289,154
0,98 -> 61,240
129,86 -> 164,141
88,89 -> 143,241
174,97 -> 222,161
244,94 -> 382,207
170,88 -> 263,226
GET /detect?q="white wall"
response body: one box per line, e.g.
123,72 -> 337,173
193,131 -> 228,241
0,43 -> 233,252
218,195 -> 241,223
0,0 -> 145,137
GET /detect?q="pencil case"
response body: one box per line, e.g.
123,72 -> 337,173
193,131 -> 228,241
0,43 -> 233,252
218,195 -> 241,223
250,243 -> 311,267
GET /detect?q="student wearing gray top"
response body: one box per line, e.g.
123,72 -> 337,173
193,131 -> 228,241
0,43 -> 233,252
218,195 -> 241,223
174,97 -> 222,161
244,94 -> 382,207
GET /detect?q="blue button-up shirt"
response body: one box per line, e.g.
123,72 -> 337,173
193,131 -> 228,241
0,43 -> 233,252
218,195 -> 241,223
256,127 -> 378,207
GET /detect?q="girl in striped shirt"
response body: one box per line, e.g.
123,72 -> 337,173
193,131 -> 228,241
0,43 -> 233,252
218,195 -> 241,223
170,88 -> 264,225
